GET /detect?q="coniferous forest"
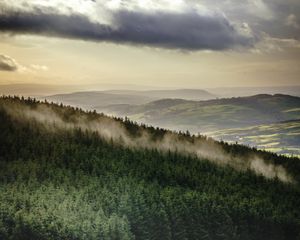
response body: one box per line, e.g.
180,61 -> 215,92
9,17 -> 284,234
0,96 -> 300,240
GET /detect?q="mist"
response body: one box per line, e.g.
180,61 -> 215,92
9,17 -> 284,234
1,99 -> 293,183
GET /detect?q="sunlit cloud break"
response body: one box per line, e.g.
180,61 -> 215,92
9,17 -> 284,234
0,0 -> 255,51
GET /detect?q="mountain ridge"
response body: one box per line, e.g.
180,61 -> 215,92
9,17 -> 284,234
100,94 -> 300,131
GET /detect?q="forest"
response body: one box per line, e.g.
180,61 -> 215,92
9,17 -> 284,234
0,96 -> 300,240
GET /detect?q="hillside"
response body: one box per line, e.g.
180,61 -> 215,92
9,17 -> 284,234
0,84 -> 83,97
0,96 -> 300,239
44,89 -> 216,110
207,119 -> 300,157
207,86 -> 300,98
103,89 -> 216,100
45,91 -> 155,109
102,94 -> 300,132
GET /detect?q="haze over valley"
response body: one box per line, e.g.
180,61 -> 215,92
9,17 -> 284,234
1,83 -> 299,157
38,89 -> 300,157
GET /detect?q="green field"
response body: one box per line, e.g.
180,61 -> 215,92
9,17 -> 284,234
206,120 -> 300,157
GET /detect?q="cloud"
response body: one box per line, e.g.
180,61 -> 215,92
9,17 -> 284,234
30,64 -> 48,71
0,54 -> 19,71
249,32 -> 300,54
0,2 -> 255,51
188,0 -> 300,46
0,54 -> 47,73
1,0 -> 299,52
110,9 -> 254,50
285,14 -> 299,29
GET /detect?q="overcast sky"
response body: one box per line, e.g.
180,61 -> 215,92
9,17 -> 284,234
0,0 -> 299,89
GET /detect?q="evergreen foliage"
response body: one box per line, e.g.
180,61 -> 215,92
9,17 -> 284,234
0,96 -> 300,239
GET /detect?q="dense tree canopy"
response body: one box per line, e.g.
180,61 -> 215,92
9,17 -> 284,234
0,96 -> 299,240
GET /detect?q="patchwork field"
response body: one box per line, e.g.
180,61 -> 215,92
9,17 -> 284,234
206,120 -> 300,157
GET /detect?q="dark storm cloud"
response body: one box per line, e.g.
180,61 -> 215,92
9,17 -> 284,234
259,0 -> 300,40
0,8 -> 254,51
111,10 -> 254,50
0,54 -> 18,71
188,0 -> 300,40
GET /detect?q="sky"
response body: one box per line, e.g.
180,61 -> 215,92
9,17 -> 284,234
0,0 -> 299,90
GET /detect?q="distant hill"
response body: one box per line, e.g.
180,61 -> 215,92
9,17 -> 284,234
2,83 -> 299,99
0,83 -> 164,97
207,86 -> 300,98
101,94 -> 300,132
45,91 -> 155,109
44,89 -> 216,110
104,89 -> 216,100
0,83 -> 83,97
0,96 -> 300,239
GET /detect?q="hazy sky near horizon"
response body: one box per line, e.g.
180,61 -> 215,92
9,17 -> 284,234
0,0 -> 299,89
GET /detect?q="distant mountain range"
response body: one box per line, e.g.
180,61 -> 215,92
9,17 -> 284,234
207,86 -> 300,98
101,94 -> 300,131
1,83 -> 299,98
103,89 -> 216,100
44,89 -> 216,108
45,91 -> 155,108
0,84 -> 82,97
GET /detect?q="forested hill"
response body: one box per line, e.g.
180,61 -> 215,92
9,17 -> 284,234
1,96 -> 300,240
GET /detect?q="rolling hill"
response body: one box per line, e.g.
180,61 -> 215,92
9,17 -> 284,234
45,91 -> 155,109
0,84 -> 83,97
103,89 -> 216,100
1,96 -> 300,239
101,94 -> 300,132
207,86 -> 300,98
44,89 -> 216,110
